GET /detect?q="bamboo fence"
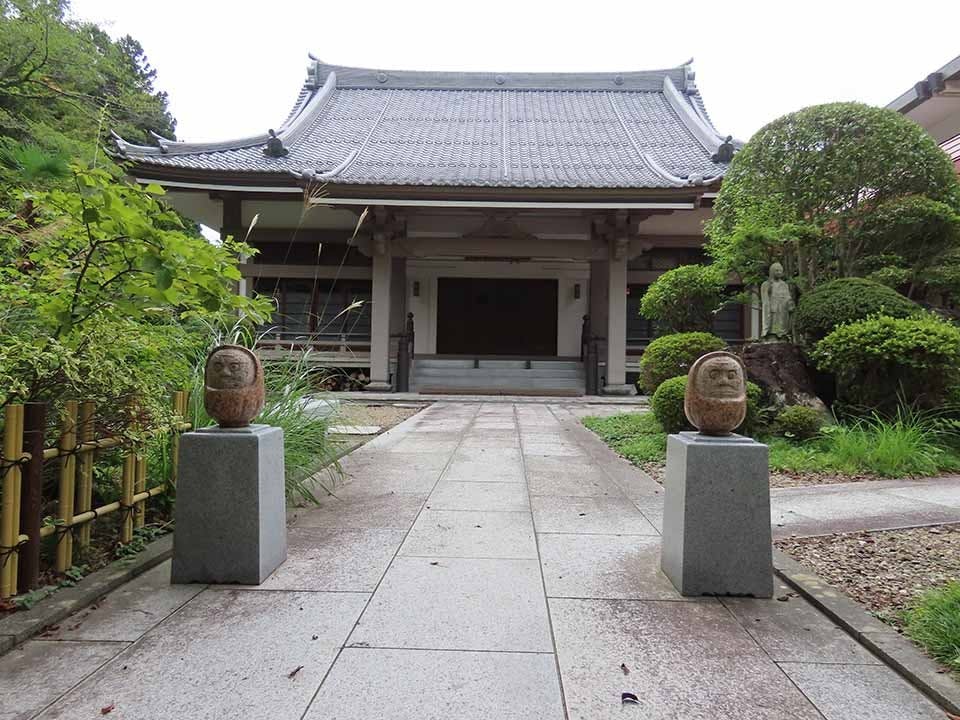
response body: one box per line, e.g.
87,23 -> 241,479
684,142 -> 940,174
0,391 -> 191,599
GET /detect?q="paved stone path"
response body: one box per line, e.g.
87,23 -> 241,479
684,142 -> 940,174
2,402 -> 956,719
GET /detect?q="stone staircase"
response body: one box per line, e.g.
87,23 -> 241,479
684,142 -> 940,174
410,358 -> 585,396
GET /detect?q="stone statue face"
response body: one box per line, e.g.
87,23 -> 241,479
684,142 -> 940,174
206,347 -> 257,390
769,262 -> 784,280
693,355 -> 745,400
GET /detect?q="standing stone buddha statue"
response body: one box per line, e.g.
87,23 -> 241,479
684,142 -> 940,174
760,262 -> 794,342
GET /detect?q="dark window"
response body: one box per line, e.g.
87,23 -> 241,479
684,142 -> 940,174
253,278 -> 372,341
626,284 -> 655,344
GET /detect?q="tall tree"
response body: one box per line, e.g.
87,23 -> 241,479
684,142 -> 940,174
706,102 -> 960,292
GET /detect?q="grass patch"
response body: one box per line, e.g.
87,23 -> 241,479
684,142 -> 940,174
583,412 -> 667,465
585,408 -> 960,479
903,581 -> 960,674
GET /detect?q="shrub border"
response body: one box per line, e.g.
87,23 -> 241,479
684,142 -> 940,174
774,549 -> 960,714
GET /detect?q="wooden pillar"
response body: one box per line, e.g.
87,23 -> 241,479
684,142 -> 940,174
589,260 -> 609,336
603,225 -> 635,395
18,402 -> 45,591
367,232 -> 393,391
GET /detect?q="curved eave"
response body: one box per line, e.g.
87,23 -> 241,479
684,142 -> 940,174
112,71 -> 337,159
124,162 -> 722,202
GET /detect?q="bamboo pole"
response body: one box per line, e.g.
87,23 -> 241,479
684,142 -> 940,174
76,402 -> 95,548
171,391 -> 184,488
55,401 -> 78,573
19,402 -> 46,592
120,452 -> 135,544
1,404 -> 24,599
40,486 -> 165,537
134,452 -> 146,530
8,405 -> 23,591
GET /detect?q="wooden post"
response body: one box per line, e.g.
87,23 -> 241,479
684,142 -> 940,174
1,404 -> 24,598
18,403 -> 46,592
55,401 -> 78,573
120,452 -> 135,544
76,401 -> 94,548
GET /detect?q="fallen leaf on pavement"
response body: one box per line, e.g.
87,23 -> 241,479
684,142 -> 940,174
288,665 -> 304,679
100,703 -> 115,715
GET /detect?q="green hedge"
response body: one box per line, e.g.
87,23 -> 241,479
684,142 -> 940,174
794,277 -> 920,344
774,405 -> 823,441
638,332 -> 726,394
813,314 -> 960,411
638,264 -> 729,333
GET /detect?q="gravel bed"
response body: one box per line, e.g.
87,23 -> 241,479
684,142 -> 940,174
775,524 -> 960,624
334,402 -> 426,433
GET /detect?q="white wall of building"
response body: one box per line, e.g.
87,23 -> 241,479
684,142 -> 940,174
406,259 -> 590,356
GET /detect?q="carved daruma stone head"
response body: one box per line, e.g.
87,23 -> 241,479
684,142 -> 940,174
684,351 -> 747,436
204,345 -> 265,428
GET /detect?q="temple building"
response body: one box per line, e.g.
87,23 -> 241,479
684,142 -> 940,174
114,59 -> 748,395
888,54 -> 960,172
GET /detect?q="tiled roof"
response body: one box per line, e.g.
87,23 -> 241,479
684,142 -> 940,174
114,60 -> 737,189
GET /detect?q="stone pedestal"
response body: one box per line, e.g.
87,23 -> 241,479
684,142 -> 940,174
660,432 -> 773,598
172,425 -> 287,585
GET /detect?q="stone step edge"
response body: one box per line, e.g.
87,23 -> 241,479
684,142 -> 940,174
773,549 -> 960,715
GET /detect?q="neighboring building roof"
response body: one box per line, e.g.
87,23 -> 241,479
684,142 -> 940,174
113,59 -> 737,190
887,54 -> 960,146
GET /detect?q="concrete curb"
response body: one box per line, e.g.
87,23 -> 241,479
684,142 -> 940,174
773,549 -> 960,715
0,534 -> 173,657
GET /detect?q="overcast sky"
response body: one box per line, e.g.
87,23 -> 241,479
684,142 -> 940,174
70,0 -> 956,142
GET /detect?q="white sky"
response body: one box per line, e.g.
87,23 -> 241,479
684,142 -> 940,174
70,0 -> 958,143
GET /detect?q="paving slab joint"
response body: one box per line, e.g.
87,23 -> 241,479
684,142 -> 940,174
773,549 -> 960,715
0,534 -> 173,657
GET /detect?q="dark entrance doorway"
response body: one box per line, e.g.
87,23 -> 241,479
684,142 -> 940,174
436,278 -> 558,356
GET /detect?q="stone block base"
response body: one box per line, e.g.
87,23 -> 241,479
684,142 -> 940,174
660,432 -> 773,598
172,425 -> 287,585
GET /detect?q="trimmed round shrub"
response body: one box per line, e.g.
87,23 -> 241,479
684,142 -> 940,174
650,376 -> 692,433
794,278 -> 920,344
639,264 -> 730,333
651,375 -> 764,435
775,405 -> 823,441
638,332 -> 726,394
813,314 -> 960,411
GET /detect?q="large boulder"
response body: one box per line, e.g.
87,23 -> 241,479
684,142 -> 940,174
739,342 -> 829,416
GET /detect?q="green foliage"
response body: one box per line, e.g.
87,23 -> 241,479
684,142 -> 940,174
582,412 -> 667,465
0,166 -> 270,436
774,405 -> 823,441
794,278 -> 921,344
813,315 -> 960,411
650,376 -> 691,434
0,0 -> 175,190
767,406 -> 960,477
638,332 -> 726,393
707,102 -> 960,288
638,264 -> 730,333
904,581 -> 960,673
850,196 -> 960,300
115,525 -> 167,559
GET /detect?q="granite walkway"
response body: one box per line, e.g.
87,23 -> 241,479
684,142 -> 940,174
1,402 -> 956,719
